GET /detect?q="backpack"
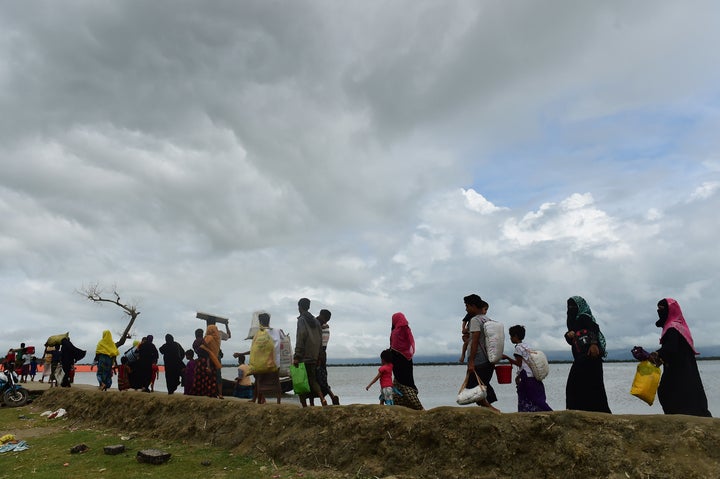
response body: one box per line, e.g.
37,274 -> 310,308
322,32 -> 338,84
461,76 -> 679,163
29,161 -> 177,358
277,329 -> 292,377
525,348 -> 550,381
249,327 -> 277,374
482,319 -> 505,364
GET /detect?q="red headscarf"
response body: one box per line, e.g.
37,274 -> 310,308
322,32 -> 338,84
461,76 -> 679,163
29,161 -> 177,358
390,312 -> 415,360
661,298 -> 698,355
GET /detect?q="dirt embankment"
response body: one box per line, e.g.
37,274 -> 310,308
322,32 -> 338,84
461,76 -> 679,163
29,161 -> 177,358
31,388 -> 720,479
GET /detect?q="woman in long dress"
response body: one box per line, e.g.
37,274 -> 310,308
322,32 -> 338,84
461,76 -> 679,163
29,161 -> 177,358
650,298 -> 711,417
193,325 -> 222,398
564,296 -> 611,413
135,335 -> 159,392
389,312 -> 423,410
94,330 -> 119,391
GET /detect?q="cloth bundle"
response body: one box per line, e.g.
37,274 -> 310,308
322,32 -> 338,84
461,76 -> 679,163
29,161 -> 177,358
456,370 -> 487,405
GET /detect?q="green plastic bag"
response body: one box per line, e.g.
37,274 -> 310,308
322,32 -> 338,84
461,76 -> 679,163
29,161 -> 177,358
290,363 -> 310,395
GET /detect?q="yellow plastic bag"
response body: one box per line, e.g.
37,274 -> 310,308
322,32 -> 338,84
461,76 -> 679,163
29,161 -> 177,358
248,328 -> 277,374
630,360 -> 661,406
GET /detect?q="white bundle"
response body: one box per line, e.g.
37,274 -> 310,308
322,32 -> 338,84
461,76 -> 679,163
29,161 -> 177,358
482,320 -> 505,364
526,349 -> 550,381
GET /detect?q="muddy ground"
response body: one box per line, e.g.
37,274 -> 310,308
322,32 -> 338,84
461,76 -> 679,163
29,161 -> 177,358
23,387 -> 720,479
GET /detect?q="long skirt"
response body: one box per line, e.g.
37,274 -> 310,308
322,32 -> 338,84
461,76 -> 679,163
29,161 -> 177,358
192,357 -> 217,397
96,354 -> 114,389
566,358 -> 611,413
392,380 -> 424,410
517,370 -> 552,412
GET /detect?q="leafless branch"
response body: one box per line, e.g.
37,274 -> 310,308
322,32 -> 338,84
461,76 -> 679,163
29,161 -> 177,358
78,282 -> 141,348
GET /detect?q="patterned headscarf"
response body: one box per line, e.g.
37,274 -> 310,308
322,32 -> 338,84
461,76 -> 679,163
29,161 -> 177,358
390,312 -> 415,360
568,296 -> 607,357
95,330 -> 119,357
660,298 -> 698,355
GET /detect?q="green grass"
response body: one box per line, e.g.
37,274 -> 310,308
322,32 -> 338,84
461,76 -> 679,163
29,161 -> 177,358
0,406 -> 332,479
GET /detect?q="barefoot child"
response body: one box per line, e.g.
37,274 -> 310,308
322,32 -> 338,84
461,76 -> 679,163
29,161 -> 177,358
366,349 -> 394,405
502,325 -> 552,412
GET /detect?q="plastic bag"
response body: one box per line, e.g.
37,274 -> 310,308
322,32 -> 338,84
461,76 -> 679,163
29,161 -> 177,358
290,363 -> 310,395
249,328 -> 278,374
630,360 -> 661,406
456,370 -> 487,405
277,329 -> 292,377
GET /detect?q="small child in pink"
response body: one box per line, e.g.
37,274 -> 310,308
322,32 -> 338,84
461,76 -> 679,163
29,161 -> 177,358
365,349 -> 394,405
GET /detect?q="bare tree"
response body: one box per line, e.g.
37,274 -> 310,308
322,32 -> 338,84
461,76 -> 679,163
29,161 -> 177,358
79,283 -> 140,348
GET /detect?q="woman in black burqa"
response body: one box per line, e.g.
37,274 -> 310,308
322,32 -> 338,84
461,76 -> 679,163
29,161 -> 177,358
564,296 -> 611,413
135,335 -> 159,392
649,298 -> 711,417
159,334 -> 185,395
59,337 -> 86,387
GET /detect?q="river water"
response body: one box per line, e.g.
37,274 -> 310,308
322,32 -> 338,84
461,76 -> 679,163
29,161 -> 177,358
70,360 -> 719,415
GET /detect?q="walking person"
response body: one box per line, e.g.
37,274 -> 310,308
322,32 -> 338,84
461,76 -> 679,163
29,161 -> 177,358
39,345 -> 54,383
183,350 -> 196,395
313,309 -> 339,405
293,298 -> 326,407
389,312 -> 424,410
366,349 -> 395,405
94,330 -> 119,391
159,334 -> 185,394
249,312 -> 282,404
463,295 -> 499,412
136,336 -> 159,392
60,337 -> 86,388
648,298 -> 711,417
564,296 -> 611,413
195,325 -> 222,398
502,325 -> 552,412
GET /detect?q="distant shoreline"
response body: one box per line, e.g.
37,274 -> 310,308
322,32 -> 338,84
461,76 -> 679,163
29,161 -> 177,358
41,357 -> 720,369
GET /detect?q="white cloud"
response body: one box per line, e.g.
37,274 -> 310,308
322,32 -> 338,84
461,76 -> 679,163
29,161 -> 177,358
690,181 -> 720,201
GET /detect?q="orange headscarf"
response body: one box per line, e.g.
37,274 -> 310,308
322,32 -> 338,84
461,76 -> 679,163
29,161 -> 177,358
201,324 -> 222,369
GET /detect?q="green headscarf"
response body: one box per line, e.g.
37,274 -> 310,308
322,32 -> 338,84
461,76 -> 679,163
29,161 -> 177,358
568,296 -> 607,357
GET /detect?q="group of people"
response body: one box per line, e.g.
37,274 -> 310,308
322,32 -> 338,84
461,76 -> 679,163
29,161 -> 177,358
1,344 -> 39,383
1,337 -> 88,388
454,294 -> 711,417
5,294 -> 712,417
363,293 -> 711,418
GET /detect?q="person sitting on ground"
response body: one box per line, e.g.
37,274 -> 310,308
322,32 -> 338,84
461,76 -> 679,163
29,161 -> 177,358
233,354 -> 254,399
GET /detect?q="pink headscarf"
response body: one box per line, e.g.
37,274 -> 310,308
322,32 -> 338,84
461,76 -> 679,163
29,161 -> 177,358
390,312 -> 415,360
661,298 -> 698,355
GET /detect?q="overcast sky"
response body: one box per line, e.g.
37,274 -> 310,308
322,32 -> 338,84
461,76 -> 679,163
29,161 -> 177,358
3,1 -> 720,361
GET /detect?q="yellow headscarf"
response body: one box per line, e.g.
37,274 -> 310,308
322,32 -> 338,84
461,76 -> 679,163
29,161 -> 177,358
96,330 -> 120,357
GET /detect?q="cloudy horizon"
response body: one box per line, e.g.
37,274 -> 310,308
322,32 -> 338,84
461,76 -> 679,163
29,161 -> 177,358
3,1 -> 720,361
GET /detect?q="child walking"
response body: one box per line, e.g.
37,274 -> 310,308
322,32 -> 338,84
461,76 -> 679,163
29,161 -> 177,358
502,325 -> 552,412
117,356 -> 132,391
183,350 -> 196,395
366,349 -> 394,405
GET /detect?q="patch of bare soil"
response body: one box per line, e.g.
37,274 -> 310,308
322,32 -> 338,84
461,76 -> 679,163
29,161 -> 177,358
31,388 -> 720,479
